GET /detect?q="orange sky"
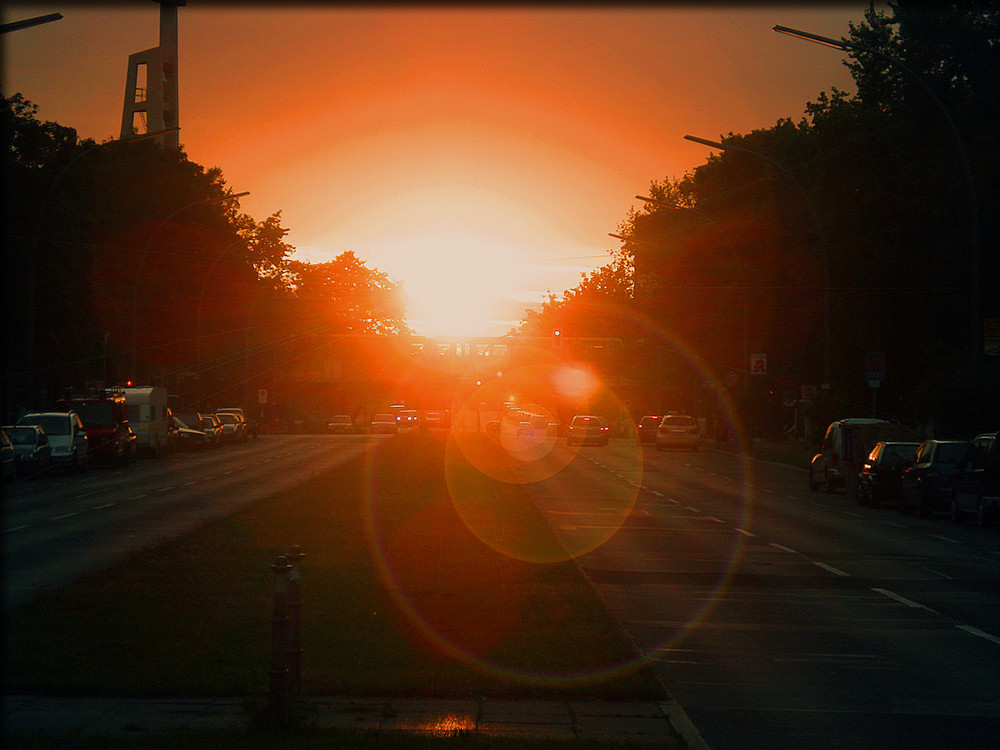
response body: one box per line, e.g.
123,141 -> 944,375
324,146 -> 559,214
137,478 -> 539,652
3,2 -> 863,336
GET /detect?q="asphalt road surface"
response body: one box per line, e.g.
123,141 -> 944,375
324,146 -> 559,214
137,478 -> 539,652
525,439 -> 1000,750
2,434 -> 381,610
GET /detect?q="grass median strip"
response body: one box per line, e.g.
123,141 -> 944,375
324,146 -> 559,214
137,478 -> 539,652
5,431 -> 662,701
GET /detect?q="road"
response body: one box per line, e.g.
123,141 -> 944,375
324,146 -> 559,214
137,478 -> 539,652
2,434 -> 381,610
525,438 -> 1000,750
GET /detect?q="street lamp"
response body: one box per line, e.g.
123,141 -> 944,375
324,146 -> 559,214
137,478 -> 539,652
634,195 -> 749,376
684,133 -> 832,390
774,23 -> 980,365
130,190 -> 250,378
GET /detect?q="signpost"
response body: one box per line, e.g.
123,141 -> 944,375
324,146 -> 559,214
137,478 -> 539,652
865,353 -> 885,416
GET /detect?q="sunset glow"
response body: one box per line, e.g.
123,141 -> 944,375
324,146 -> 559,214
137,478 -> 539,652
2,4 -> 857,336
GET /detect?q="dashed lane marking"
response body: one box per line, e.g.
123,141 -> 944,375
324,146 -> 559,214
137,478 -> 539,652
813,561 -> 851,577
872,588 -> 940,614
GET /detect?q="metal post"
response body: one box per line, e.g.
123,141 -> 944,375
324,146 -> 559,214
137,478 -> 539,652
284,545 -> 305,698
269,555 -> 291,709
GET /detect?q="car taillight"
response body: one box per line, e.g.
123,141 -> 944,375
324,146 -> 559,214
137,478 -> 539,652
601,426 -> 608,431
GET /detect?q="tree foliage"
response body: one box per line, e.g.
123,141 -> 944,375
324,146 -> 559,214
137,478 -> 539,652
1,92 -> 407,416
516,1 -> 999,437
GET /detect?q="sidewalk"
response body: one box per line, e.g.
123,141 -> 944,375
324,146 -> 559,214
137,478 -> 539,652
3,694 -> 691,745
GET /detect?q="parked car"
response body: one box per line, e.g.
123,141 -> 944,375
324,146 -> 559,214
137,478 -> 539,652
122,386 -> 170,456
809,418 -> 921,494
423,410 -> 449,429
370,414 -> 398,434
637,415 -> 661,445
899,440 -> 968,516
1,427 -> 15,482
198,414 -> 224,446
856,441 -> 921,507
55,391 -> 135,466
6,424 -> 52,477
656,414 -> 700,451
215,412 -> 247,443
17,411 -> 89,473
170,416 -> 209,450
950,432 -> 999,526
567,415 -> 609,447
217,407 -> 257,439
328,415 -> 354,434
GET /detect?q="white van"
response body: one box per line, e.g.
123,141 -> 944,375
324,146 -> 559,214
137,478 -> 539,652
122,386 -> 170,456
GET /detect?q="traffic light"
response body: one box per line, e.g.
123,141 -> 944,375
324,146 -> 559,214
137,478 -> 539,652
552,328 -> 562,349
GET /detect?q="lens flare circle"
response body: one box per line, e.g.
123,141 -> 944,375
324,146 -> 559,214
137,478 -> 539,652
362,306 -> 753,689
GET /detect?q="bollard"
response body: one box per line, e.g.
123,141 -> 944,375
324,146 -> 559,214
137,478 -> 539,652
284,544 -> 305,698
269,555 -> 292,711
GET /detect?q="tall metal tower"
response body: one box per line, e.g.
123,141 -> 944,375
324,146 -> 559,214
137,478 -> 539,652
120,1 -> 184,149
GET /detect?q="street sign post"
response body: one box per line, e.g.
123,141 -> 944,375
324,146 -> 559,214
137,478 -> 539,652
865,353 -> 885,416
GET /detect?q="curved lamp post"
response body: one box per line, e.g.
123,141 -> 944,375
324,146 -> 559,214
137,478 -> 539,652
130,190 -> 249,379
684,133 -> 831,389
774,23 -> 980,365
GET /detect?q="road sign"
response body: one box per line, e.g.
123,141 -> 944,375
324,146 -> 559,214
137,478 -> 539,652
865,353 -> 885,382
750,354 -> 767,375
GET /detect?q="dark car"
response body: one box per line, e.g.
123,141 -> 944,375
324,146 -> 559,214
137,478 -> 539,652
856,441 -> 920,507
171,416 -> 209,450
1,427 -> 15,482
6,424 -> 52,477
900,440 -> 968,516
950,432 -> 999,526
637,415 -> 661,445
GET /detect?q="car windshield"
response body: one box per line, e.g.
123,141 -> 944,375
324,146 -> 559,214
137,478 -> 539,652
9,427 -> 40,445
662,416 -> 694,428
60,402 -> 116,426
20,415 -> 69,435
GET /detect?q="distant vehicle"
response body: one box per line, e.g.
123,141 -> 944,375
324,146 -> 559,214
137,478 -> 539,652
370,414 -> 398,434
170,416 -> 209,450
855,441 -> 921,507
900,440 -> 968,516
637,415 -> 661,444
215,412 -> 247,444
516,421 -> 533,436
809,419 -> 921,494
567,415 -> 609,447
951,432 -> 999,526
327,415 -> 354,434
5,424 -> 51,476
485,420 -> 501,437
198,414 -> 224,446
216,407 -> 245,419
122,386 -> 170,456
17,411 -> 89,473
656,414 -> 700,451
423,410 -> 449,429
399,409 -> 418,427
1,427 -> 15,482
54,389 -> 135,466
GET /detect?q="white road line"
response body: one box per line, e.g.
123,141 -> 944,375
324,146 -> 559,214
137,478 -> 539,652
74,489 -> 105,499
813,561 -> 851,577
706,516 -> 725,524
686,506 -> 701,513
157,486 -> 174,492
128,494 -> 148,500
884,521 -> 908,528
4,525 -> 29,533
917,564 -> 953,580
50,512 -> 79,521
734,528 -> 755,537
955,625 -> 1000,646
92,503 -> 116,510
770,543 -> 799,555
649,490 -> 665,497
183,481 -> 196,486
871,588 -> 940,614
930,534 -> 961,544
843,511 -> 864,518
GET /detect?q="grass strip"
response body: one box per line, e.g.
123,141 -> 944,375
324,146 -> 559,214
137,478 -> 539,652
4,431 -> 662,701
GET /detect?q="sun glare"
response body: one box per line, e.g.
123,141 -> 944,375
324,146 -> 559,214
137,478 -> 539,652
343,187 -> 556,338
